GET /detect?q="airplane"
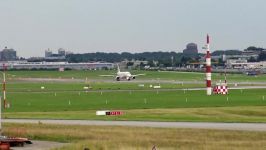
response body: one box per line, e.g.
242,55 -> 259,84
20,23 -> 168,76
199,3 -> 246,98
100,65 -> 145,81
246,70 -> 260,76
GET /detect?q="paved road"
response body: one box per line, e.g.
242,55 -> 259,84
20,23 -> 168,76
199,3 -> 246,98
4,119 -> 266,132
12,140 -> 66,150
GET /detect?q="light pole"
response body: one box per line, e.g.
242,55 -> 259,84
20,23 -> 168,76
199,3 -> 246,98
2,64 -> 7,109
0,96 -> 2,136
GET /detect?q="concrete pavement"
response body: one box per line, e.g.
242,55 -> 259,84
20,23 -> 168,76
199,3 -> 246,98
4,119 -> 266,132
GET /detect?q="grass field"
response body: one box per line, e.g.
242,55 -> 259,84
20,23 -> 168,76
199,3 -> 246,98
5,82 -> 205,92
2,70 -> 266,149
5,106 -> 266,123
4,123 -> 266,150
3,88 -> 266,122
4,89 -> 266,112
1,70 -> 266,123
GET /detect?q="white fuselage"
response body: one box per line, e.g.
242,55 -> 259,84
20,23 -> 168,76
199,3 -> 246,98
116,71 -> 134,81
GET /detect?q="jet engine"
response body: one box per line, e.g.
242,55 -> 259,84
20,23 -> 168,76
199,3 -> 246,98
116,76 -> 120,81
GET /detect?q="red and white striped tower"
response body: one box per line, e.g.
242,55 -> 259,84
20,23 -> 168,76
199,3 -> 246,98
206,34 -> 212,95
2,64 -> 7,109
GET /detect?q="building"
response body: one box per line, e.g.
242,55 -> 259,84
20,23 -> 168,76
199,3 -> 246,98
58,48 -> 66,56
0,61 -> 114,70
45,48 -> 67,58
120,59 -> 148,69
0,47 -> 17,61
44,48 -> 68,61
226,59 -> 248,69
45,49 -> 53,57
226,60 -> 266,69
183,43 -> 198,55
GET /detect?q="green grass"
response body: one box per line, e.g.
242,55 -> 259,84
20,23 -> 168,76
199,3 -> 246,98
3,81 -> 266,122
3,70 -> 266,149
2,70 -> 266,123
5,106 -> 266,123
4,89 -> 266,112
4,82 -> 204,92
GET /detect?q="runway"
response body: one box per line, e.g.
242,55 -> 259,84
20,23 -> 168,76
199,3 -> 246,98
12,77 -> 266,85
6,85 -> 266,94
4,119 -> 266,132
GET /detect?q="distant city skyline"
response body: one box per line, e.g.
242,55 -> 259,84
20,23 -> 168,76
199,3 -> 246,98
0,0 -> 265,58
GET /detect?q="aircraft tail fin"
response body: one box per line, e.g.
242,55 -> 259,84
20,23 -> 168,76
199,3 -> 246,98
117,64 -> 120,73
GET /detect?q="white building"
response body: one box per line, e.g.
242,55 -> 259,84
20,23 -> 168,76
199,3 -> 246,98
227,60 -> 266,69
0,61 -> 114,70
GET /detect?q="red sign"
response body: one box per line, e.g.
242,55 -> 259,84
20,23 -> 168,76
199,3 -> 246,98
106,111 -> 123,116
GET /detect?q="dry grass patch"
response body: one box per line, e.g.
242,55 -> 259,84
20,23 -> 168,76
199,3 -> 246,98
3,123 -> 266,150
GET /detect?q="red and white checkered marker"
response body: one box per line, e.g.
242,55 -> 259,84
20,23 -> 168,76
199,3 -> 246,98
213,85 -> 228,95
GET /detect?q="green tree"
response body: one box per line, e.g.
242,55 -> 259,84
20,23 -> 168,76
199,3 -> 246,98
258,52 -> 266,61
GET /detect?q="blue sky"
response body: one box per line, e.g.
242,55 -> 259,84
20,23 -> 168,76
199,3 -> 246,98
0,0 -> 265,57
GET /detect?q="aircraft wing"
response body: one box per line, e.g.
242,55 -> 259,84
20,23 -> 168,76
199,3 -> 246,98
99,75 -> 115,77
132,74 -> 145,76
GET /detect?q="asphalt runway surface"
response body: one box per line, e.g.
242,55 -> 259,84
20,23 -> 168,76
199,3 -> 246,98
11,140 -> 66,150
11,77 -> 266,85
6,85 -> 266,94
4,119 -> 266,132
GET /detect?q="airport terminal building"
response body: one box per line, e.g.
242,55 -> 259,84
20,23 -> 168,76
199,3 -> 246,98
0,61 -> 114,70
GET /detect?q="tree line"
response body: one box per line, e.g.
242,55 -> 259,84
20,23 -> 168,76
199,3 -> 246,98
66,52 -> 201,67
66,46 -> 265,66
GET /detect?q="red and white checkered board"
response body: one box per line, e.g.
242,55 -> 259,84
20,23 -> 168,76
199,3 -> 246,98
213,86 -> 228,95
